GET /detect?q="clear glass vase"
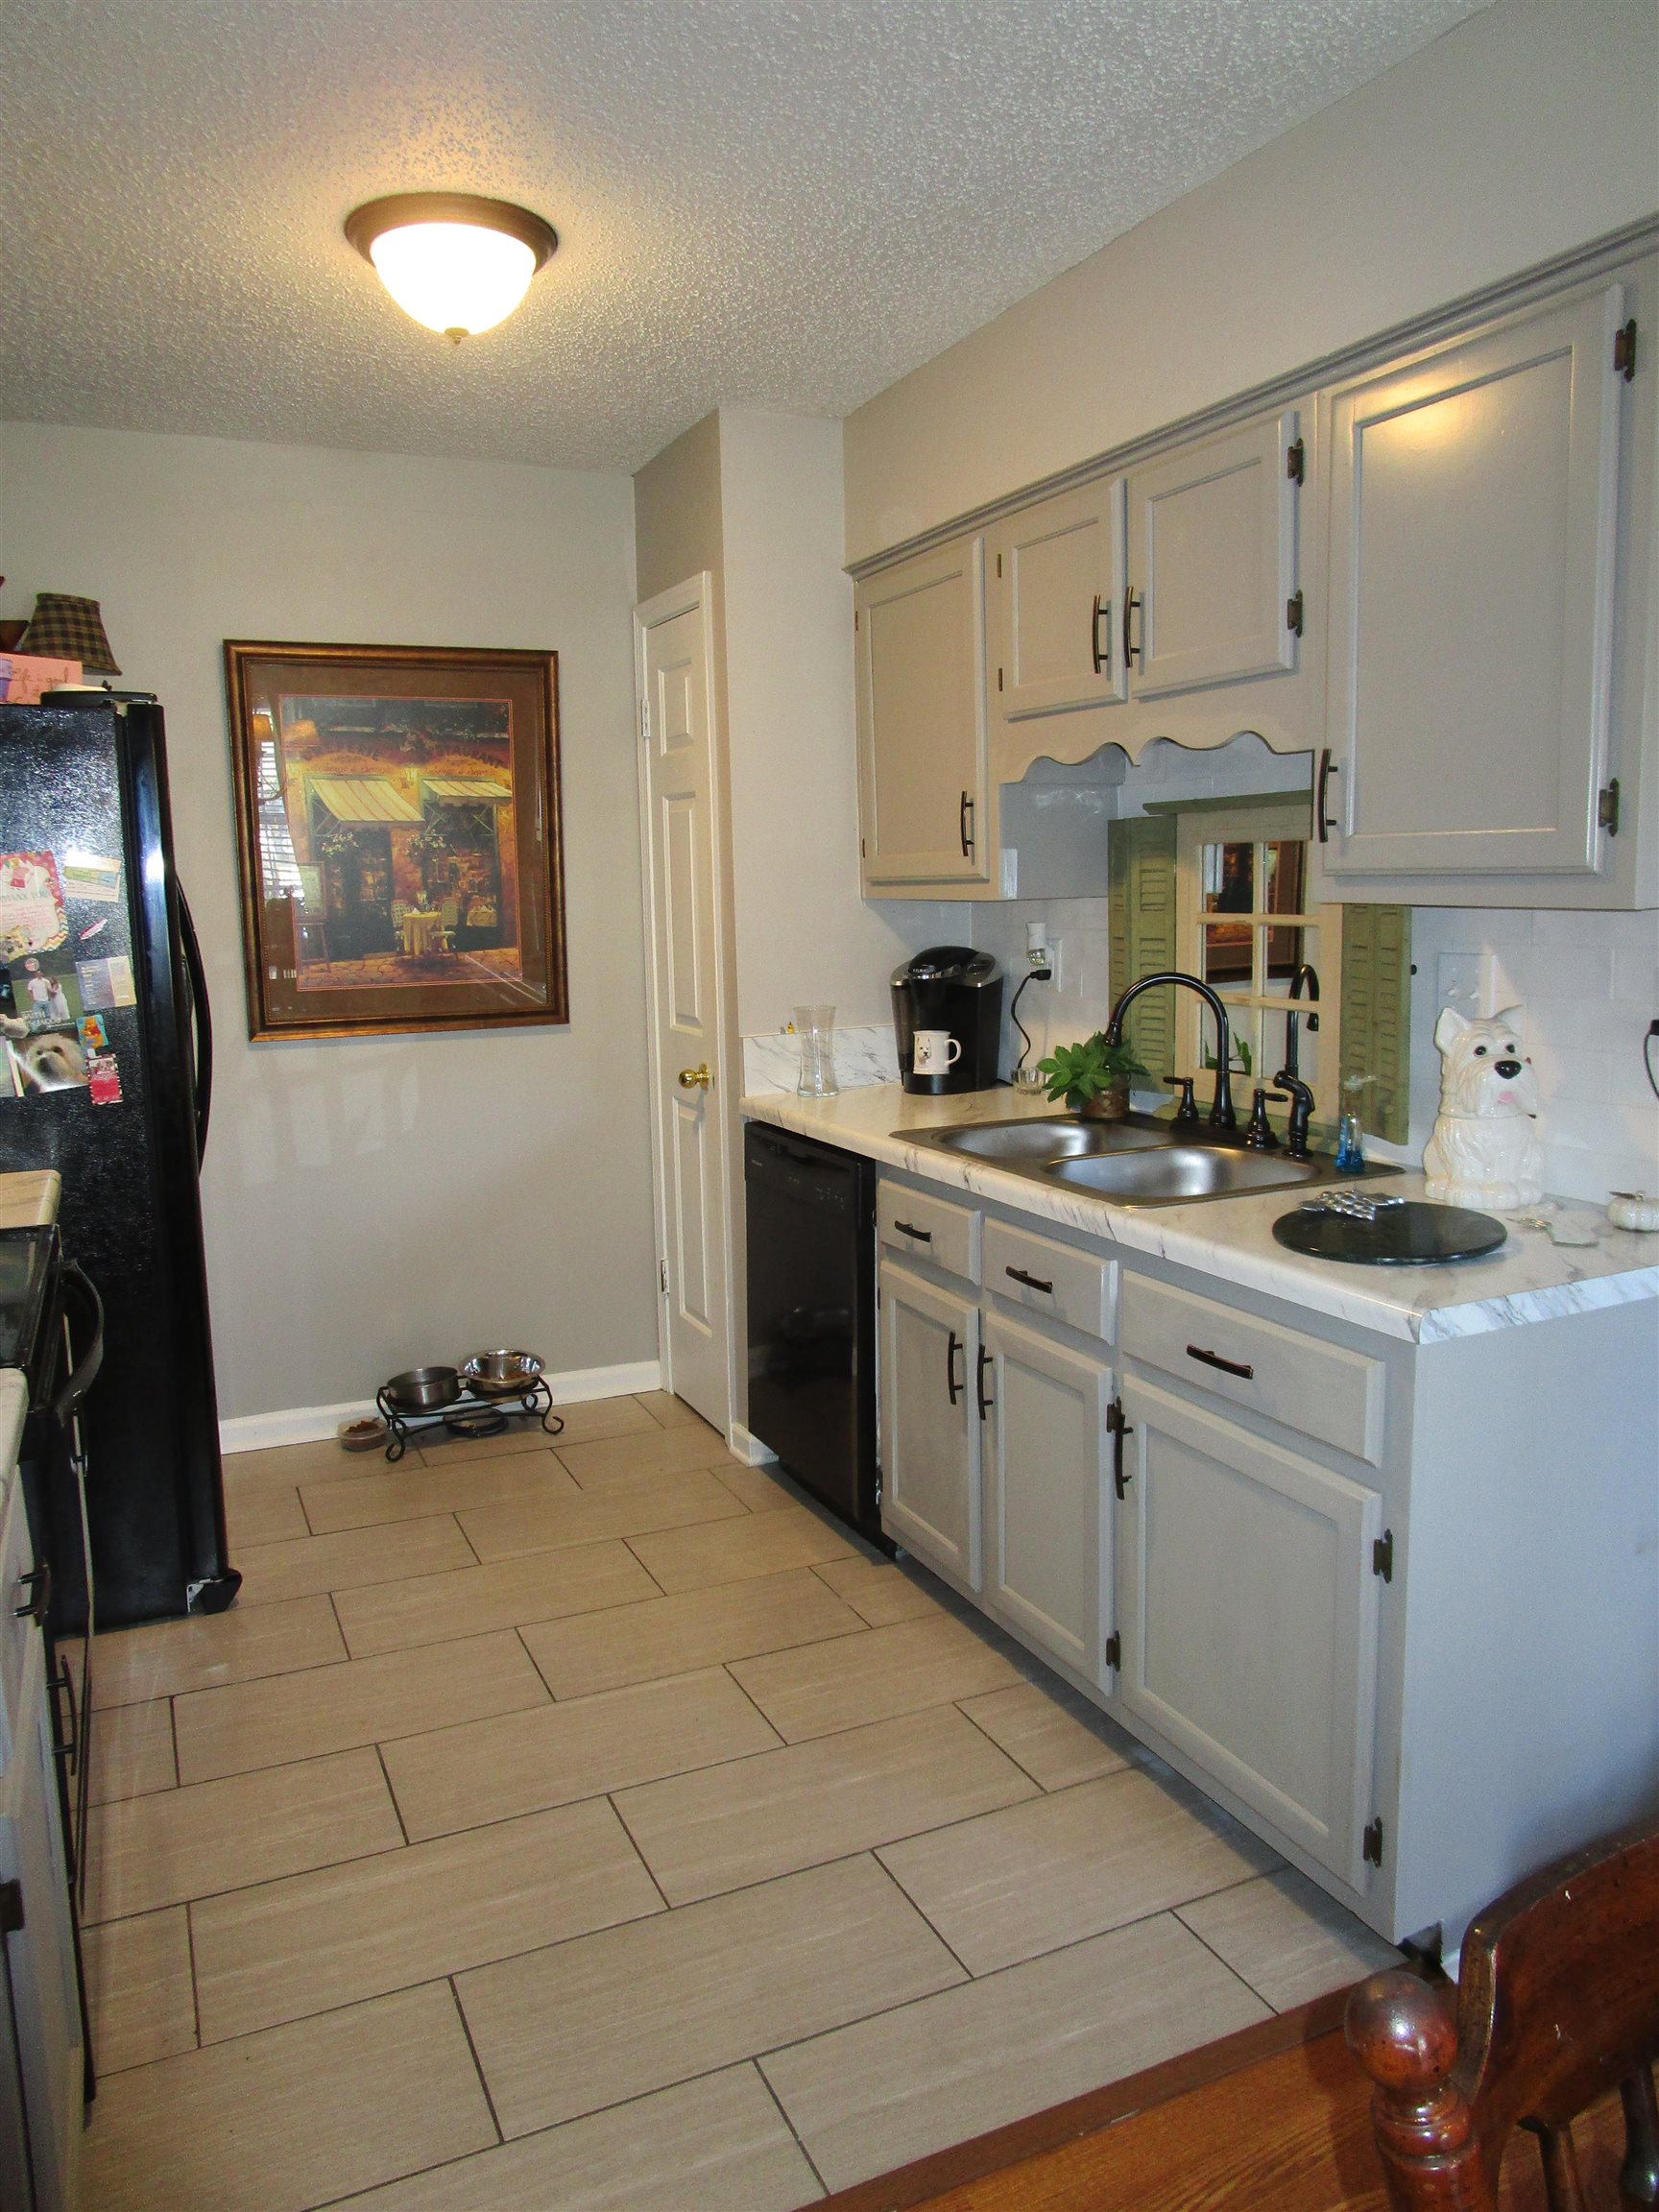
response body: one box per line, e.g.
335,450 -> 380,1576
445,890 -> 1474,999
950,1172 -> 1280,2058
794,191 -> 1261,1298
795,1004 -> 839,1097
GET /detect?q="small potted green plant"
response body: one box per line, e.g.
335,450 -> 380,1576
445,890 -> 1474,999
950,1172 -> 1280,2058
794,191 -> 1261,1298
1037,1032 -> 1149,1120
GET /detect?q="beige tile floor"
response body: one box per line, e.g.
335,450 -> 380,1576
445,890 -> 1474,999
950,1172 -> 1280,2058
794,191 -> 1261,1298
81,1393 -> 1399,2212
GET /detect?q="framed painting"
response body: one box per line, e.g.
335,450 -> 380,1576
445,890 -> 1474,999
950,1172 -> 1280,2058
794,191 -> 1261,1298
224,641 -> 566,1040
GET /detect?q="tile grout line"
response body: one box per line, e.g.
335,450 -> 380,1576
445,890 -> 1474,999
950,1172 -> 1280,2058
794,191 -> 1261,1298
714,1659 -> 789,1749
373,1741 -> 412,1847
950,1695 -> 1056,1793
617,1531 -> 673,1598
445,1976 -> 505,2147
603,1791 -> 675,1915
182,1895 -> 204,2051
167,1693 -> 180,1789
752,2054 -> 832,2200
1169,1905 -> 1286,2016
866,1843 -> 978,1984
512,1623 -> 562,1702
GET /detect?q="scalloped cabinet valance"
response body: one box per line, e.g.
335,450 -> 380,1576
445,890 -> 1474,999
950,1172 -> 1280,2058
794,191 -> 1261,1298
853,229 -> 1657,912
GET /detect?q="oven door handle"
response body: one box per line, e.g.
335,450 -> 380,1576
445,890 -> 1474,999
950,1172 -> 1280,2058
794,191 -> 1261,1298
51,1262 -> 106,1429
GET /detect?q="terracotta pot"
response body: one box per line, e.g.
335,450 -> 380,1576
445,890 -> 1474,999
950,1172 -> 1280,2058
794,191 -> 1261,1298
1079,1081 -> 1131,1121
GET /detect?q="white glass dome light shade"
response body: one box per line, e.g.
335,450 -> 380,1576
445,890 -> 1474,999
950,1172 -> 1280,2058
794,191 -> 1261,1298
370,222 -> 536,338
345,193 -> 559,343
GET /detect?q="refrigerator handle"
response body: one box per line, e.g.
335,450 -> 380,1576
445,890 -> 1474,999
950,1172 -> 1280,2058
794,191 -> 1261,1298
176,885 -> 213,1166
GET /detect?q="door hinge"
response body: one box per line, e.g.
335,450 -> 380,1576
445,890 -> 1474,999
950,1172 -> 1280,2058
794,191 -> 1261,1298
1103,1630 -> 1121,1671
639,700 -> 651,743
0,1879 -> 21,1936
1286,437 -> 1306,485
1362,1816 -> 1384,1868
1599,780 -> 1621,835
658,1258 -> 668,1295
1372,1528 -> 1394,1582
1614,319 -> 1638,382
1286,589 -> 1305,637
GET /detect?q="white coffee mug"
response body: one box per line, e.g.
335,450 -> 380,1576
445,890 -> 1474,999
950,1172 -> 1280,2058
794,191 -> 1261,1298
913,1029 -> 962,1075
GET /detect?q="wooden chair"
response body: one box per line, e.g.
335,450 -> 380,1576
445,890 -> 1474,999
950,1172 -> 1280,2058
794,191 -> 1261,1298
1345,1821 -> 1659,2210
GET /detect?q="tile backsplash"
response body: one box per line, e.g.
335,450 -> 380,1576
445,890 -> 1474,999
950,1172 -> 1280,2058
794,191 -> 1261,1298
743,1022 -> 900,1095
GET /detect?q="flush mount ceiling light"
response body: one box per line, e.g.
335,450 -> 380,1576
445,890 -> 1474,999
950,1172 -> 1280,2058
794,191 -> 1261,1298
345,192 -> 559,343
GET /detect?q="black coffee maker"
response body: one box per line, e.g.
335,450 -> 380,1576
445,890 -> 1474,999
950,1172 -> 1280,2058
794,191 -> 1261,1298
891,947 -> 1004,1094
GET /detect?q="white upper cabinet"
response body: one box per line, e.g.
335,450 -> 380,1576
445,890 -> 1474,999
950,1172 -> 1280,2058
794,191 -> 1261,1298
1126,409 -> 1302,700
855,536 -> 991,887
1323,284 -> 1626,879
987,478 -> 1127,728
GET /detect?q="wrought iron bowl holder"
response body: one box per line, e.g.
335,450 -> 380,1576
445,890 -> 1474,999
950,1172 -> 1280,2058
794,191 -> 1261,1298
373,1375 -> 565,1462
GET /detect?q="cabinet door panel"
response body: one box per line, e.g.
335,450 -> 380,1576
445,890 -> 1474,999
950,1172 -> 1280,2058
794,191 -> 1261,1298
856,538 -> 990,885
983,1312 -> 1112,1684
989,479 -> 1127,723
1325,285 -> 1623,877
1128,411 -> 1299,697
878,1262 -> 980,1587
1118,1377 -> 1381,1885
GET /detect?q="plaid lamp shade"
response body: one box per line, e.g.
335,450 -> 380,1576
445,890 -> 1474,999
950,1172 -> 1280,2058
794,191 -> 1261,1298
19,593 -> 121,675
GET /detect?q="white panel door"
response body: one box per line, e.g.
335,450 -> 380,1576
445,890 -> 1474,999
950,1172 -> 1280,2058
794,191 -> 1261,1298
1324,284 -> 1625,877
856,537 -> 991,885
878,1261 -> 981,1588
988,477 -> 1128,724
982,1308 -> 1114,1685
1127,409 -> 1301,698
637,585 -> 732,1432
1118,1375 -> 1382,1887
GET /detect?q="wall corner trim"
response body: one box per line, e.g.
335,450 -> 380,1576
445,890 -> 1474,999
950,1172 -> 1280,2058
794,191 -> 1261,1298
220,1359 -> 664,1453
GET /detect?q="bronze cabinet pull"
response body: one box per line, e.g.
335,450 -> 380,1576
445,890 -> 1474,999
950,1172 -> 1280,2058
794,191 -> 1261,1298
1004,1265 -> 1053,1294
946,1330 -> 965,1405
893,1219 -> 931,1241
1187,1343 -> 1255,1381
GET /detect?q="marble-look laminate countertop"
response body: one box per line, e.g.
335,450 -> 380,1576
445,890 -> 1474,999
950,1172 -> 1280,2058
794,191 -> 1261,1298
742,1085 -> 1659,1345
0,1170 -> 60,1231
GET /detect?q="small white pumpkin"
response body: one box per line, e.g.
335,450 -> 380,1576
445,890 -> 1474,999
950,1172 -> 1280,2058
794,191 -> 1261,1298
1607,1190 -> 1659,1233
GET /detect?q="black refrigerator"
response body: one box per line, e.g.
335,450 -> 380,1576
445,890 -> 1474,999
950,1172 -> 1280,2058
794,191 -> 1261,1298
0,699 -> 238,1627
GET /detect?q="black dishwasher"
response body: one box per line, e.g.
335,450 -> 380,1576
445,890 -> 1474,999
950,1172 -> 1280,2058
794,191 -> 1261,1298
744,1123 -> 885,1549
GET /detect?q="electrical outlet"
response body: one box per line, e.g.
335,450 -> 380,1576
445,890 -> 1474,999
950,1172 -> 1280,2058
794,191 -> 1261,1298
1436,951 -> 1500,1018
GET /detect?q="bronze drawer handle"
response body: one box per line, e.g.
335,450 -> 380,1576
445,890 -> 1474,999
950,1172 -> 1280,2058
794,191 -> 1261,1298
1187,1343 -> 1255,1381
1005,1265 -> 1053,1294
893,1219 -> 932,1242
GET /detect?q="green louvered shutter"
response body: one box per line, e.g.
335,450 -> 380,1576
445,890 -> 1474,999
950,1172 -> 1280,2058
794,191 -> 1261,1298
1106,816 -> 1178,1081
1339,904 -> 1411,1143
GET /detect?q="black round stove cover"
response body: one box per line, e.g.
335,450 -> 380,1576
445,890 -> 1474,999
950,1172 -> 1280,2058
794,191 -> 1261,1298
1271,1200 -> 1508,1266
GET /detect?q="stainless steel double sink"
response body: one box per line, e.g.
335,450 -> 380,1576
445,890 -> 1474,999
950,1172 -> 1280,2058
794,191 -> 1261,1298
897,1110 -> 1398,1208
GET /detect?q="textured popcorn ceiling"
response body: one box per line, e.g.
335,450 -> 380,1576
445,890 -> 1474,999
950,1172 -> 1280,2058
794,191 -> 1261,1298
0,0 -> 1486,472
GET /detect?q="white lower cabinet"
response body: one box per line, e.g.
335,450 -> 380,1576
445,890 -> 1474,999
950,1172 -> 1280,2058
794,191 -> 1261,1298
1116,1375 -> 1382,1890
981,1309 -> 1113,1687
878,1260 -> 982,1590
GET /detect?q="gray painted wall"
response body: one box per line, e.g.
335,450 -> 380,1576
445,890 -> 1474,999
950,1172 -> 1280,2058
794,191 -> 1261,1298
0,421 -> 655,1418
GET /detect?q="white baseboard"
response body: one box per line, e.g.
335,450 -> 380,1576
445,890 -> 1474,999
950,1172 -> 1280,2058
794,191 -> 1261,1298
220,1358 -> 663,1455
729,1422 -> 780,1468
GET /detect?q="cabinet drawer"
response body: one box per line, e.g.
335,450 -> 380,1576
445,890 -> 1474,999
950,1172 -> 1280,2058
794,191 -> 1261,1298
985,1218 -> 1117,1341
0,1478 -> 36,1781
878,1182 -> 981,1284
1119,1274 -> 1384,1465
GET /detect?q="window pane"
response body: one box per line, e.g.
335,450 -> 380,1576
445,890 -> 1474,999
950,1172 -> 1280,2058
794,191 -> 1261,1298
1202,922 -> 1253,986
1265,924 -> 1305,982
1263,840 -> 1307,915
1202,841 -> 1254,913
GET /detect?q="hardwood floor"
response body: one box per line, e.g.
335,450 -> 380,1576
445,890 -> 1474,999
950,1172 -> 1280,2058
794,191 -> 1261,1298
817,1994 -> 1634,2212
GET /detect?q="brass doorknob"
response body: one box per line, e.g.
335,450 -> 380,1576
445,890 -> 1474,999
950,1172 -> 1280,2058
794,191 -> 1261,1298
677,1064 -> 711,1090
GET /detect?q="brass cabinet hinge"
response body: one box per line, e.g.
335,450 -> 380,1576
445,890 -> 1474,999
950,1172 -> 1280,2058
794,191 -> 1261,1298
1614,319 -> 1638,381
1373,1529 -> 1394,1582
1362,1817 -> 1384,1867
1286,589 -> 1305,637
1286,437 -> 1306,484
1599,780 -> 1621,835
1103,1631 -> 1121,1671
